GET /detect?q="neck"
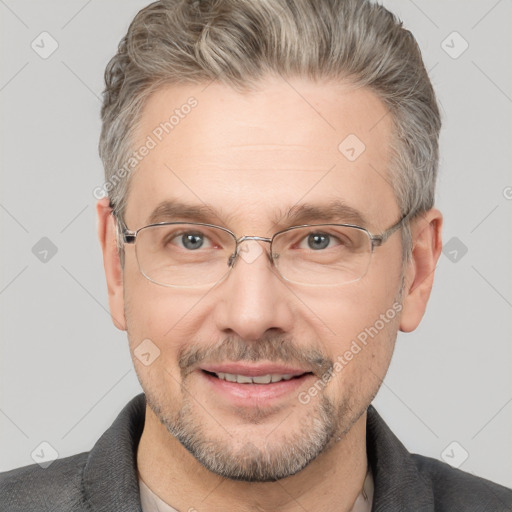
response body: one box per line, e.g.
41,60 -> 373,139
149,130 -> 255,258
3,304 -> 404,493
137,406 -> 368,512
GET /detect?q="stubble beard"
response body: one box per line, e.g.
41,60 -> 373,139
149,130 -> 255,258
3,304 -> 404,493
144,383 -> 355,482
129,284 -> 403,482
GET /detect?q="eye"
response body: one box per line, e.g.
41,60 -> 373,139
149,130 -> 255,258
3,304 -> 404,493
171,231 -> 213,250
300,232 -> 339,251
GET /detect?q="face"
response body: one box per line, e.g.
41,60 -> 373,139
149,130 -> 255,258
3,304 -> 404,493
103,77 -> 420,482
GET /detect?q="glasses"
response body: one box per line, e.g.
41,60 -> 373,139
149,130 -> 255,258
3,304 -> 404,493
119,215 -> 407,288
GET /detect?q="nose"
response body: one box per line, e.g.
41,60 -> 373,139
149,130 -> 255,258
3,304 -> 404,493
213,240 -> 295,341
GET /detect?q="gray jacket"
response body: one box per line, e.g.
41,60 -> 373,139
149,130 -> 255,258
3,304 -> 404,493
1,393 -> 511,511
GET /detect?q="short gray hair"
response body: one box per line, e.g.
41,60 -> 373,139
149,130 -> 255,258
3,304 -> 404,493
99,0 -> 441,257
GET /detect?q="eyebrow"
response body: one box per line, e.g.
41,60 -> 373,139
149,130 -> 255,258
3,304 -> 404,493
147,201 -> 224,225
146,199 -> 368,229
281,200 -> 368,228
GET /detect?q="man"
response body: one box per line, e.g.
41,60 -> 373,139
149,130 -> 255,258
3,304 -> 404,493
1,0 -> 511,510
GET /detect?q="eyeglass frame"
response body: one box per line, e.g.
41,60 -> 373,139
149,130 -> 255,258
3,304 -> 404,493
115,211 -> 410,287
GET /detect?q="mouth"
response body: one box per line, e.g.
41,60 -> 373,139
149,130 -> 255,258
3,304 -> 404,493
201,369 -> 311,384
198,363 -> 316,404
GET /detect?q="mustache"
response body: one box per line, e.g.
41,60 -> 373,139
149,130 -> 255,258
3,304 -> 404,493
178,334 -> 333,378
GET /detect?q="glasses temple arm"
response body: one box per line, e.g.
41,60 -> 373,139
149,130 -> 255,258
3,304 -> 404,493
370,212 -> 412,247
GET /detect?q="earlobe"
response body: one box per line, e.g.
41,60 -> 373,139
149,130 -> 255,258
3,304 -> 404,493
399,209 -> 443,333
96,198 -> 127,331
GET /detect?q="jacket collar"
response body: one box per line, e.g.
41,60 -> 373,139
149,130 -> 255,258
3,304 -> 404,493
82,394 -> 146,511
366,405 -> 435,511
82,393 -> 435,511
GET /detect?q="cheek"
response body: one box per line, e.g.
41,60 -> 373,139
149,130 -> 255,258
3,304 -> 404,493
298,275 -> 401,342
297,283 -> 401,398
123,265 -> 216,365
123,278 -> 211,406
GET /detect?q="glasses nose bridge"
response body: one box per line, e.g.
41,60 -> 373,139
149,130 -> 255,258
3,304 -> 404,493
228,235 -> 273,268
236,234 -> 272,245
236,235 -> 273,256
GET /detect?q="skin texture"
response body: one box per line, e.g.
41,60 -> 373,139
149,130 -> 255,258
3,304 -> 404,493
97,76 -> 442,512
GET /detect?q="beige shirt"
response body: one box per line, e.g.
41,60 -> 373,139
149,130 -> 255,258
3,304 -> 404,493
139,468 -> 373,512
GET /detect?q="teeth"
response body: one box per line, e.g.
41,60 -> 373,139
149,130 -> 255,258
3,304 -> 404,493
214,372 -> 297,384
253,374 -> 272,384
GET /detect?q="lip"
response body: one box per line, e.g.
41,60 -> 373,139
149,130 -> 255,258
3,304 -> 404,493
198,364 -> 315,405
200,362 -> 310,377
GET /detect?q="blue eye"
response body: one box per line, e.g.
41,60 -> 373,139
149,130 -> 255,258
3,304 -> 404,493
307,233 -> 331,250
180,232 -> 205,250
163,230 -> 214,251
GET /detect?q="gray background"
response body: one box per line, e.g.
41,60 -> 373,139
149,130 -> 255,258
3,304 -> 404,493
1,0 -> 511,488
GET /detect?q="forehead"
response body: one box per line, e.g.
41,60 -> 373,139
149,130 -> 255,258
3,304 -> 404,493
125,77 -> 398,231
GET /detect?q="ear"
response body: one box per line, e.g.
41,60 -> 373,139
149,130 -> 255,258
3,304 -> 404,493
96,198 -> 127,331
399,209 -> 443,333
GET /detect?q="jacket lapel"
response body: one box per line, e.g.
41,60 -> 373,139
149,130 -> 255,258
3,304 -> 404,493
82,394 -> 146,512
367,405 -> 435,511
